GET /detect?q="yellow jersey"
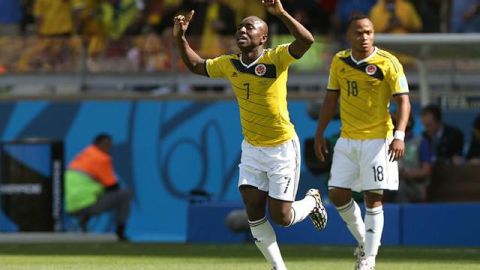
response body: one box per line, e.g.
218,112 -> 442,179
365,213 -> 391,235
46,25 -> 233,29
206,44 -> 297,147
327,47 -> 409,139
34,0 -> 73,36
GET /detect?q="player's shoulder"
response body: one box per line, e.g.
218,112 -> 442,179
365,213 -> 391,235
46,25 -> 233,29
209,53 -> 239,64
265,43 -> 289,56
334,49 -> 351,60
375,48 -> 402,66
330,49 -> 351,67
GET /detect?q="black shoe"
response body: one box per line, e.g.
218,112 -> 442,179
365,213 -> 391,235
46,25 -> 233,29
78,214 -> 90,233
116,224 -> 129,241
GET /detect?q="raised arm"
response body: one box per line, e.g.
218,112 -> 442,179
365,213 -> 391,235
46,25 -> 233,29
173,10 -> 208,76
315,91 -> 339,161
263,0 -> 314,58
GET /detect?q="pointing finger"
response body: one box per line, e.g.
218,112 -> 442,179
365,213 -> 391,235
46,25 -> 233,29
186,10 -> 195,22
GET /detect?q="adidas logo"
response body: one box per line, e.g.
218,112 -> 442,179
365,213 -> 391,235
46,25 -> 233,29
367,229 -> 375,233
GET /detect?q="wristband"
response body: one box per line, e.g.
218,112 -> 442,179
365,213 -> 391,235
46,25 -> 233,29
394,130 -> 405,141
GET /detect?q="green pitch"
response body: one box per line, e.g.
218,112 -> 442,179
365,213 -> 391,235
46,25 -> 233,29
0,243 -> 479,270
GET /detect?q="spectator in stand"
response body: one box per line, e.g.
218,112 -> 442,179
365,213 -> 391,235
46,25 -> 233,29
369,0 -> 422,33
421,104 -> 465,165
146,0 -> 183,32
16,0 -> 78,71
224,0 -> 266,26
179,0 -> 236,57
19,0 -> 35,35
411,0 -> 450,33
450,0 -> 480,33
267,0 -> 324,35
467,114 -> 480,164
334,0 -> 376,35
395,114 -> 433,203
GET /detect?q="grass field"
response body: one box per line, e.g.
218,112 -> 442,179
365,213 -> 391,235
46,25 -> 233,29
0,243 -> 479,270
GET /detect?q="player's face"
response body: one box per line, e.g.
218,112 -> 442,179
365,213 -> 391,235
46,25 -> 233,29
347,18 -> 375,55
236,17 -> 268,50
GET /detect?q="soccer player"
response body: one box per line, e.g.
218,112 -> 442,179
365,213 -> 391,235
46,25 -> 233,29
314,14 -> 411,270
174,1 -> 327,269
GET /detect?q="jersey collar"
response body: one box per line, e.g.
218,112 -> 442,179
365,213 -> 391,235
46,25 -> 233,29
240,50 -> 265,69
350,47 -> 378,65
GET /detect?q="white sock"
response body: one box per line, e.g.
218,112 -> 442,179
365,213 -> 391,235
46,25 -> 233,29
288,195 -> 316,226
364,205 -> 384,260
249,217 -> 287,270
336,199 -> 365,246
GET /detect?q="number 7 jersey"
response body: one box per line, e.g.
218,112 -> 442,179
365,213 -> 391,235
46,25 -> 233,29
327,47 -> 409,140
206,44 -> 297,147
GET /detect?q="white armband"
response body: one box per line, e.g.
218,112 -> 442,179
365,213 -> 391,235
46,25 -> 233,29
394,130 -> 405,141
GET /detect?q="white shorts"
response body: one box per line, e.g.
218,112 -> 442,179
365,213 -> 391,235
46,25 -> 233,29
329,138 -> 399,192
238,134 -> 301,202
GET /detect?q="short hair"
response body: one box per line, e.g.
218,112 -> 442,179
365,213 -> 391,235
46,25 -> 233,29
421,104 -> 442,122
347,13 -> 370,29
93,133 -> 112,145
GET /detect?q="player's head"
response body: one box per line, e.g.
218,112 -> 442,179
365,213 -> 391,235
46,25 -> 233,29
421,104 -> 443,137
93,133 -> 113,154
346,14 -> 375,55
235,16 -> 268,51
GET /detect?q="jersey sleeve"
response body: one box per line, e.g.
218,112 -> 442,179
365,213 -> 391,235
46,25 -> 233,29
205,55 -> 229,78
95,157 -> 117,187
272,43 -> 297,70
327,56 -> 340,91
387,56 -> 410,95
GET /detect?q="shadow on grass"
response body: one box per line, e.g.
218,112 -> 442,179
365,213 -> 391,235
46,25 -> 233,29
0,243 -> 479,262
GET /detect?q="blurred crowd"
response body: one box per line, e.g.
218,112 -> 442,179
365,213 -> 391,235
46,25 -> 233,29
0,0 -> 479,73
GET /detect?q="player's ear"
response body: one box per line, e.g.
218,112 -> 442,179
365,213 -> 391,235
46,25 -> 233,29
261,34 -> 268,44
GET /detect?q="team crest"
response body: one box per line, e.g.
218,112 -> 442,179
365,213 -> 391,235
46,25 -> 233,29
366,64 -> 377,75
255,64 -> 267,76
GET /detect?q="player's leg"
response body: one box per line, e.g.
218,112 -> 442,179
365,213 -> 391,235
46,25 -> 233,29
240,185 -> 287,270
360,191 -> 384,269
239,140 -> 287,270
329,188 -> 365,245
357,139 -> 399,269
329,139 -> 366,247
267,134 -> 326,228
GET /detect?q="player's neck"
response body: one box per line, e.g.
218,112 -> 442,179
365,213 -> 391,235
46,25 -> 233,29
351,47 -> 375,62
241,47 -> 264,65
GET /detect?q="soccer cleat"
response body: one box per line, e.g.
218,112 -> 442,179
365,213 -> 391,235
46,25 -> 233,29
355,256 -> 375,270
306,189 -> 328,230
354,245 -> 365,268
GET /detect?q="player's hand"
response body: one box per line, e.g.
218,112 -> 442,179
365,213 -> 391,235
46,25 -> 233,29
388,139 -> 405,162
173,10 -> 194,39
262,0 -> 285,16
314,136 -> 329,162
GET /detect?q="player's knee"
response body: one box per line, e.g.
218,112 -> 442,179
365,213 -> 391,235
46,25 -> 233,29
243,201 -> 266,220
270,209 -> 291,227
329,188 -> 352,207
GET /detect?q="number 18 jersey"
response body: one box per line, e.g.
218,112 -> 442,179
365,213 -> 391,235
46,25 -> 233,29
327,47 -> 409,140
206,44 -> 297,147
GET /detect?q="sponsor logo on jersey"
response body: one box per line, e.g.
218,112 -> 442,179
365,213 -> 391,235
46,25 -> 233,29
255,64 -> 267,76
366,64 -> 377,75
